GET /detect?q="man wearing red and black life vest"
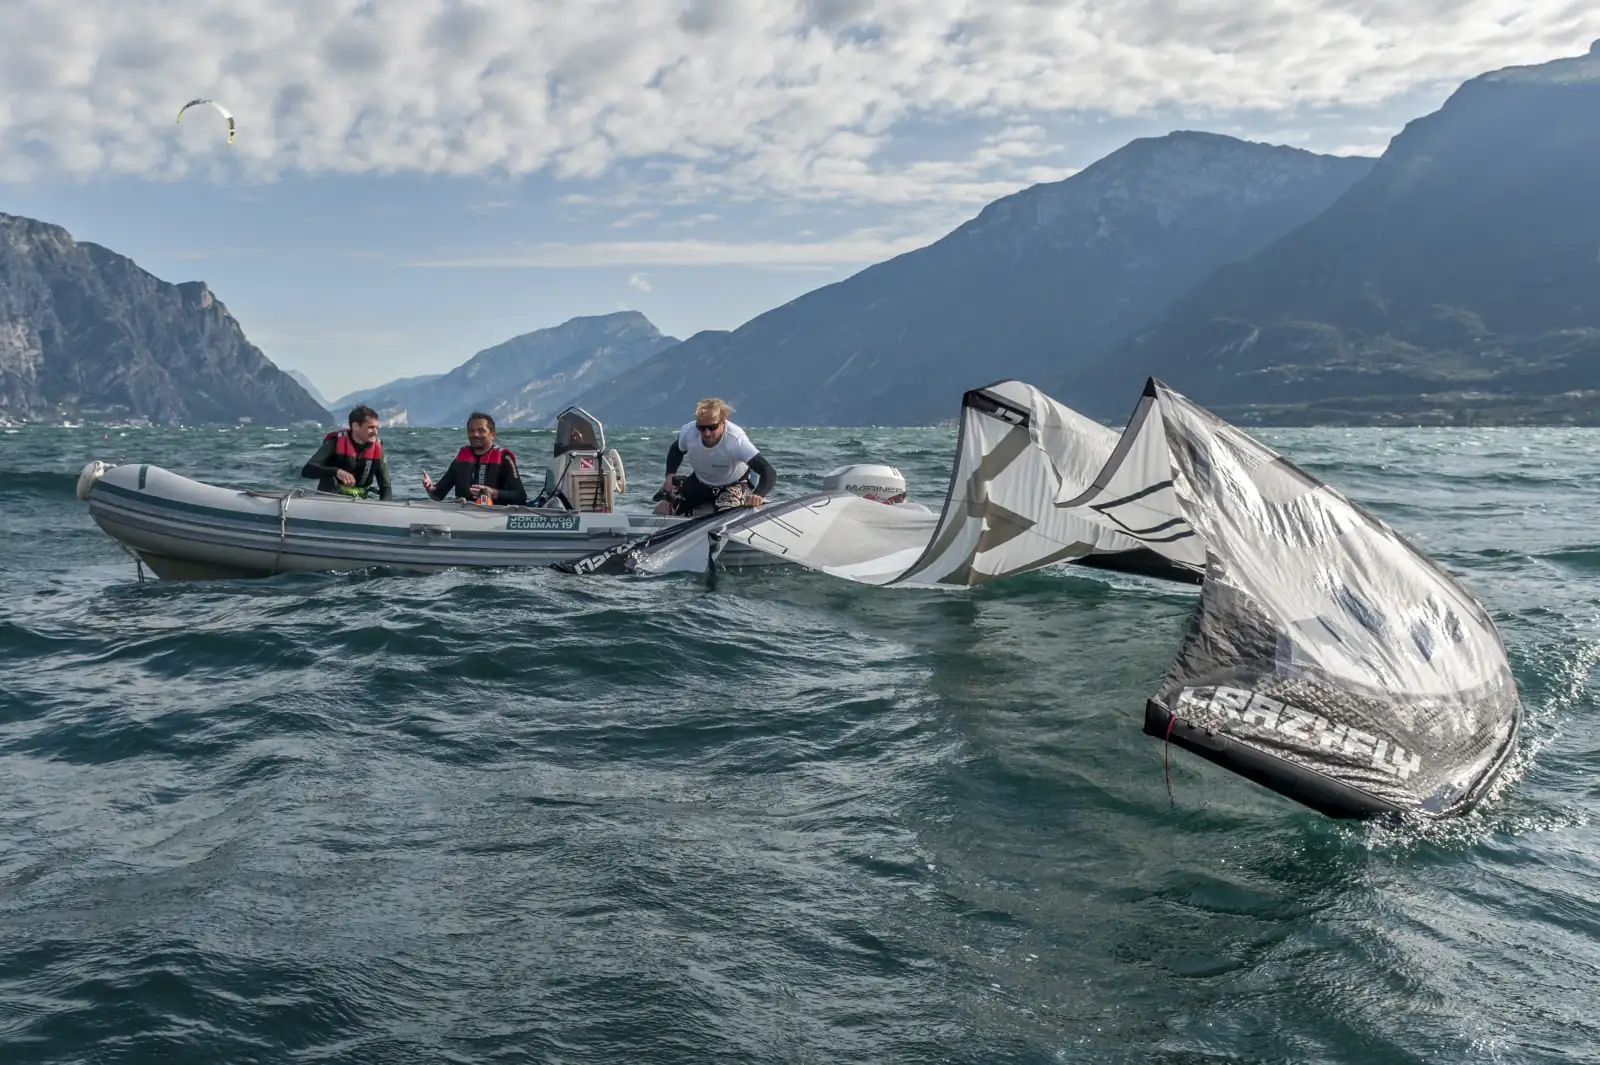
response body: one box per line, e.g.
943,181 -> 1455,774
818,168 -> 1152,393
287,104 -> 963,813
301,404 -> 393,500
422,411 -> 529,506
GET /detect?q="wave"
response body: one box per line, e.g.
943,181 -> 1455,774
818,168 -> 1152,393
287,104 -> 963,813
0,470 -> 82,500
1538,546 -> 1600,573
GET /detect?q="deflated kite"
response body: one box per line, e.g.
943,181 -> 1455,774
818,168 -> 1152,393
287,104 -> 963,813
589,379 -> 1523,821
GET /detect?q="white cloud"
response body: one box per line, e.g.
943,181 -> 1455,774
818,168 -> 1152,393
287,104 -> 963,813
662,213 -> 721,228
628,272 -> 652,290
1,0 -> 1596,206
610,209 -> 661,229
400,230 -> 940,267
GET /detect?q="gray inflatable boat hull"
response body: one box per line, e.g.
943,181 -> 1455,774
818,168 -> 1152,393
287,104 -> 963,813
82,462 -> 775,581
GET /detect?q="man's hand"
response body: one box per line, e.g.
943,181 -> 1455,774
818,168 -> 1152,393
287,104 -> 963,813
661,474 -> 677,496
421,472 -> 435,492
335,469 -> 356,486
470,484 -> 498,501
746,494 -> 764,508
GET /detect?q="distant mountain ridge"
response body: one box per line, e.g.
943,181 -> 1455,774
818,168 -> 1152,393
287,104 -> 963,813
0,212 -> 326,426
1063,39 -> 1600,425
568,132 -> 1376,426
329,372 -> 446,425
331,373 -> 442,412
285,370 -> 332,408
335,312 -> 679,428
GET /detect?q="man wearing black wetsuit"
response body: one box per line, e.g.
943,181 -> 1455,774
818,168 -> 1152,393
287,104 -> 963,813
422,411 -> 528,506
301,404 -> 392,500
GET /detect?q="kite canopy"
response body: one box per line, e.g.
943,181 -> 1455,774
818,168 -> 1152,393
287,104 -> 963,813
717,380 -> 1202,587
176,98 -> 235,144
710,378 -> 1523,820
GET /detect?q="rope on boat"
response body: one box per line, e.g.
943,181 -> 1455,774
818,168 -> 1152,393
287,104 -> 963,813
114,539 -> 146,584
269,491 -> 300,576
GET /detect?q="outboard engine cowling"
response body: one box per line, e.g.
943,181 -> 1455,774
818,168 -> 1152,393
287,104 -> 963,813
822,464 -> 907,504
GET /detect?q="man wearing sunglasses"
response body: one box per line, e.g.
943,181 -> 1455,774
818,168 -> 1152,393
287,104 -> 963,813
655,397 -> 777,516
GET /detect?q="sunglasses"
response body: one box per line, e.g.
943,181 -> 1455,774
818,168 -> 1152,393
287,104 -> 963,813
695,422 -> 722,433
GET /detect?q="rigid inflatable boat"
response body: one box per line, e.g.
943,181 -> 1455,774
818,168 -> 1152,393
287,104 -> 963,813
75,406 -> 794,581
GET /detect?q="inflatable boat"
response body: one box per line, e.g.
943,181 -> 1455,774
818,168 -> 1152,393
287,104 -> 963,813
75,406 -> 803,581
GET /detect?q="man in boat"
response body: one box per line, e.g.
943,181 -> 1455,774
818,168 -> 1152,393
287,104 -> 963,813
655,397 -> 777,515
423,411 -> 529,506
301,404 -> 392,500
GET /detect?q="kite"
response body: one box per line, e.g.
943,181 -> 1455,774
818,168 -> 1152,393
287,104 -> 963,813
176,99 -> 235,144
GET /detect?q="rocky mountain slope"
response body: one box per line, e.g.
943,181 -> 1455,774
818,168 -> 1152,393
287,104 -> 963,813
1068,41 -> 1600,426
0,212 -> 327,426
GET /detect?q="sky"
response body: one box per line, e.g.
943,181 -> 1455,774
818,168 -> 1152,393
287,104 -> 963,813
2,2 -> 1597,402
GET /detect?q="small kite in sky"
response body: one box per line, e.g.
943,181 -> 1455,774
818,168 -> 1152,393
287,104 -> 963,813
176,99 -> 235,144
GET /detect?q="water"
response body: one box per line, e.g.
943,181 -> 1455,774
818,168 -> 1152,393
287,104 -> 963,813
1,424 -> 1597,1064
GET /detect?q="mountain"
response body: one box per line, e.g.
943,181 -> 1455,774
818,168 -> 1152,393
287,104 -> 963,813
331,372 -> 444,413
0,212 -> 328,426
567,133 -> 1375,427
328,372 -> 446,425
1068,40 -> 1600,426
285,370 -> 332,408
336,312 -> 679,428
472,313 -> 681,428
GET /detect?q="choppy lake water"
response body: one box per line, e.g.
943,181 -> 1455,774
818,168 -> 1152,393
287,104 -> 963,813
1,423 -> 1597,1064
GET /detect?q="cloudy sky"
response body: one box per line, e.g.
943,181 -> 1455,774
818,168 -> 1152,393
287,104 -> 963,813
2,1 -> 1596,400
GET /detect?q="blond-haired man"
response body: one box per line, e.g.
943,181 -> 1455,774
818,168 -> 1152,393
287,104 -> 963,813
655,397 -> 777,515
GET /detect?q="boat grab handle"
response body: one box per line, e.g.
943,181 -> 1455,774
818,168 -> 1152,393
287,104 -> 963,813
409,524 -> 452,539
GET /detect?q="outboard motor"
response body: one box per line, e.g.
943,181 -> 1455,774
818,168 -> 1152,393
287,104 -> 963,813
543,406 -> 626,511
822,464 -> 907,504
